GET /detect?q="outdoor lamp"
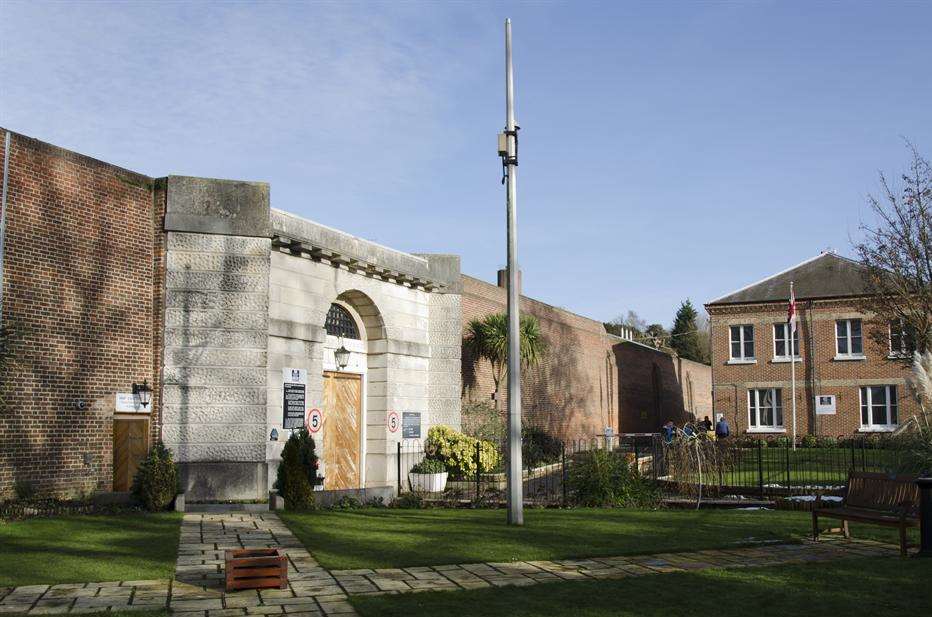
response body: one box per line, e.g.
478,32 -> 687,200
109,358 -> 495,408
132,380 -> 152,408
270,428 -> 279,442
334,339 -> 351,370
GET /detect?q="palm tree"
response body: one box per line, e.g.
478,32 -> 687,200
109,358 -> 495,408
464,312 -> 546,410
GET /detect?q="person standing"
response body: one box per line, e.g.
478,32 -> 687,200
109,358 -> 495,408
715,415 -> 730,439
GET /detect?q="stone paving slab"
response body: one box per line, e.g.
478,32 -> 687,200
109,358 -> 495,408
0,512 -> 903,617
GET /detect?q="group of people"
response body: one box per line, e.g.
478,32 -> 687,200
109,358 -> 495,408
660,415 -> 730,442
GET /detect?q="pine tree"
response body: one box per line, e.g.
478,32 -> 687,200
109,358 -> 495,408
670,300 -> 707,363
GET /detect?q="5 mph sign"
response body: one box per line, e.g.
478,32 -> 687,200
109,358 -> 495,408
387,411 -> 399,434
306,408 -> 323,433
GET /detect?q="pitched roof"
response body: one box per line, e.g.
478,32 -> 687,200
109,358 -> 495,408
707,252 -> 872,306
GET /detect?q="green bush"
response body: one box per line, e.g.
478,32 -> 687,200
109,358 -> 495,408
393,491 -> 426,508
275,428 -> 322,511
568,449 -> 659,508
131,441 -> 179,511
461,400 -> 505,442
424,425 -> 499,479
800,435 -> 818,448
815,436 -> 838,448
410,458 -> 446,474
522,427 -> 562,469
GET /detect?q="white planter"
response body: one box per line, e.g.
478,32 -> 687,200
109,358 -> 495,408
408,472 -> 448,492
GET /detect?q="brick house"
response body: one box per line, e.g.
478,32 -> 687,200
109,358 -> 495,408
705,252 -> 920,439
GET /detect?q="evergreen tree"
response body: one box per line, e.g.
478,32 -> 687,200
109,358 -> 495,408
670,300 -> 707,363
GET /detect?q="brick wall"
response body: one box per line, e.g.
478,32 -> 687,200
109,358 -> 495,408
460,275 -> 711,442
708,298 -> 919,437
0,130 -> 162,498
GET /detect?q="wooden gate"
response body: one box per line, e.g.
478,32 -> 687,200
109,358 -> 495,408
322,372 -> 362,490
113,419 -> 149,491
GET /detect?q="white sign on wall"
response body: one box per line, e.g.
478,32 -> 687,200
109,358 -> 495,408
815,395 -> 837,415
115,392 -> 148,413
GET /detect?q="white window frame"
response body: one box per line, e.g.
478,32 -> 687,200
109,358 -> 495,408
834,318 -> 865,360
772,322 -> 800,362
747,388 -> 784,432
859,385 -> 898,431
728,324 -> 756,364
888,319 -> 914,359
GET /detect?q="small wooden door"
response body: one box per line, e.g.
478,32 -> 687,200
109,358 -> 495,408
113,419 -> 149,491
322,371 -> 362,490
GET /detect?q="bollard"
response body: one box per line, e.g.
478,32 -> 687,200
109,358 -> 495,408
918,477 -> 932,557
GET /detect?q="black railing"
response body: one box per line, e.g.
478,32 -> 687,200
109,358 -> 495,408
395,434 -> 906,505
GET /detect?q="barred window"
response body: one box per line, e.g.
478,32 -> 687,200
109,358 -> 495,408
325,304 -> 359,339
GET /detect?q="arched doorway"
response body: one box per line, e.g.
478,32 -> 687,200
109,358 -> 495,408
319,291 -> 386,490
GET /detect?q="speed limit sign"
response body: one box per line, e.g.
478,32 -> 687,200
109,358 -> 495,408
306,408 -> 323,433
387,411 -> 399,433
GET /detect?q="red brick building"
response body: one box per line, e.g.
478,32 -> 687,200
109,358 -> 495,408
462,273 -> 713,442
705,252 -> 920,438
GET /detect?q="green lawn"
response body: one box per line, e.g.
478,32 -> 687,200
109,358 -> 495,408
279,508 -> 912,570
350,556 -> 931,616
0,513 -> 182,587
715,447 -> 902,487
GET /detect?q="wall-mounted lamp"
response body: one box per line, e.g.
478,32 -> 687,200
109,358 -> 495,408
270,428 -> 279,442
334,337 -> 351,370
132,380 -> 152,408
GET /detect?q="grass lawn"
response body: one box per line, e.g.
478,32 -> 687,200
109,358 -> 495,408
0,513 -> 182,587
350,556 -> 931,616
717,447 -> 901,487
279,508 -> 913,570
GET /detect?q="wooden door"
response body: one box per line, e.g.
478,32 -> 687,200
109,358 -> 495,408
113,419 -> 149,491
322,372 -> 362,490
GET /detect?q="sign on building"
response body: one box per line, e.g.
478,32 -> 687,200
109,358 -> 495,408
115,392 -> 147,413
283,368 -> 307,429
815,395 -> 837,415
402,412 -> 421,439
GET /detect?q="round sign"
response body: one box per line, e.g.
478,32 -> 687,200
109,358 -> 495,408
387,411 -> 399,433
306,408 -> 323,433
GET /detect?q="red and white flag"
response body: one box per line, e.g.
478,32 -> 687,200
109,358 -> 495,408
787,284 -> 797,335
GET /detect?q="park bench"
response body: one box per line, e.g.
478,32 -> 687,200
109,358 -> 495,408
812,470 -> 919,557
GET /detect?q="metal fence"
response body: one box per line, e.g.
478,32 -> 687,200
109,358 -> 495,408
395,434 -> 906,504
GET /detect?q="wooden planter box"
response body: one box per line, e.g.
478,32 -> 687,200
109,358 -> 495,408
224,548 -> 288,591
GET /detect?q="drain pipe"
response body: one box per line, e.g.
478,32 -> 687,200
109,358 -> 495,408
0,131 -> 11,323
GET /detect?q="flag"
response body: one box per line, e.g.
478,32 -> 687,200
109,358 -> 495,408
787,284 -> 797,335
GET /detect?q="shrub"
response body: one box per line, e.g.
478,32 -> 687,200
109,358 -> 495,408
772,436 -> 790,448
800,435 -> 818,449
131,441 -> 179,511
815,436 -> 838,449
393,491 -> 425,509
13,479 -> 36,501
275,429 -> 322,511
522,427 -> 562,469
424,425 -> 499,479
410,458 -> 446,474
568,449 -> 659,508
894,426 -> 932,475
461,400 -> 505,442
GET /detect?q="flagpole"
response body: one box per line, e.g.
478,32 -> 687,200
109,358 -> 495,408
790,281 -> 797,452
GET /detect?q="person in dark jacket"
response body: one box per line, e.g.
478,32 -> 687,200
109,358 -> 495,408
715,415 -> 730,439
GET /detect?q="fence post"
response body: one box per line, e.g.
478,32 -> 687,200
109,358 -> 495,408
784,442 -> 791,492
757,439 -> 764,499
397,441 -> 402,496
475,441 -> 481,500
850,438 -> 856,471
561,442 -> 567,507
633,439 -> 640,473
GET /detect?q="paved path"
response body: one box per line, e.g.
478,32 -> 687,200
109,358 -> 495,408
0,512 -> 902,617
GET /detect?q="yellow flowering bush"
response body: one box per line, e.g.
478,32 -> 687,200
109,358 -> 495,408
425,425 -> 499,479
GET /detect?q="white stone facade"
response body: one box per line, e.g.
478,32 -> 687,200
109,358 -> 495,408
159,180 -> 461,500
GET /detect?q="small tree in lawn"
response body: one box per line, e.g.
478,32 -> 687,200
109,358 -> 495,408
464,312 -> 546,410
853,142 -> 932,357
670,300 -> 708,363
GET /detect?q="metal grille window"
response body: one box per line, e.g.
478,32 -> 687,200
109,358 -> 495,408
325,304 -> 360,339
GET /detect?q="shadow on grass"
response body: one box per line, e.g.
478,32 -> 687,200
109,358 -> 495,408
0,512 -> 181,587
351,556 -> 930,617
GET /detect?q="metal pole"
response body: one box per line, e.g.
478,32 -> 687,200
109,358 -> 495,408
790,282 -> 797,451
503,18 -> 523,525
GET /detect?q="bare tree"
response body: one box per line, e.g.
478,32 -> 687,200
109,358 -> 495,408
854,143 -> 932,356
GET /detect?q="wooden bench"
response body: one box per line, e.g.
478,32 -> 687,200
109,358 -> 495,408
812,471 -> 919,557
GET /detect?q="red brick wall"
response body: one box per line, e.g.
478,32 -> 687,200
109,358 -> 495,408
461,276 -> 711,442
0,130 -> 163,498
708,298 -> 919,437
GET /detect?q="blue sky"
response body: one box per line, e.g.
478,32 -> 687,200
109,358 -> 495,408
2,1 -> 930,326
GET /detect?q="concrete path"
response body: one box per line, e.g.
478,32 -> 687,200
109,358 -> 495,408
0,512 -> 902,617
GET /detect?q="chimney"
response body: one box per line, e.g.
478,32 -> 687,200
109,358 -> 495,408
496,268 -> 522,294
